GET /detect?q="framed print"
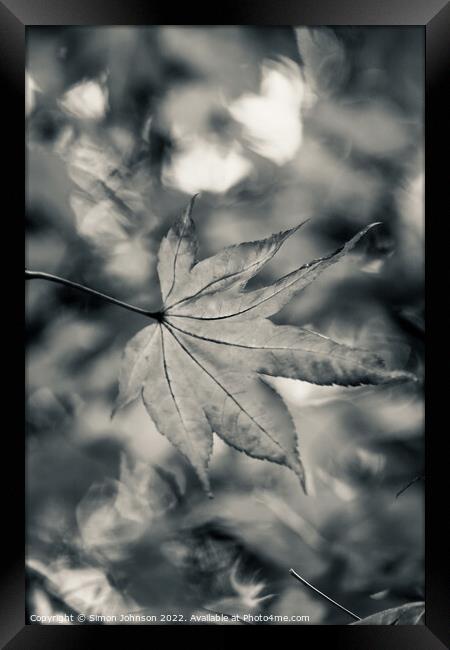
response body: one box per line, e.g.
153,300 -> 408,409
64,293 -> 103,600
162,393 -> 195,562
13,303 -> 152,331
1,0 -> 448,647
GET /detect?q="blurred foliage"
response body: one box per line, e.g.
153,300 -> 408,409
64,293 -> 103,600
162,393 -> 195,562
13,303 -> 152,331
26,26 -> 424,624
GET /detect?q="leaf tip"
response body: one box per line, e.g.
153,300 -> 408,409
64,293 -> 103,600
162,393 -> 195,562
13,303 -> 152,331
197,470 -> 214,498
177,194 -> 200,230
300,473 -> 308,495
297,216 -> 312,230
280,218 -> 310,243
111,395 -> 128,420
359,221 -> 383,239
187,193 -> 200,216
290,458 -> 308,494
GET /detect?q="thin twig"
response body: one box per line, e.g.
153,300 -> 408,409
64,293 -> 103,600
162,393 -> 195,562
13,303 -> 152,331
289,568 -> 361,621
395,474 -> 424,499
25,269 -> 160,319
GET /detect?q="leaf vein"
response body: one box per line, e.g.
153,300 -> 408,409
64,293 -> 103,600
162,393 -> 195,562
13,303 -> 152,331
163,322 -> 286,455
165,319 -> 383,370
157,324 -> 196,459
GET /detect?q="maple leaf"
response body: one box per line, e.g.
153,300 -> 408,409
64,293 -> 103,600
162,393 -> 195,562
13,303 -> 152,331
351,601 -> 425,625
115,196 -> 414,495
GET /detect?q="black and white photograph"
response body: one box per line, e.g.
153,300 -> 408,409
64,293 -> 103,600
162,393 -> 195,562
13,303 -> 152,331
25,25 -> 425,627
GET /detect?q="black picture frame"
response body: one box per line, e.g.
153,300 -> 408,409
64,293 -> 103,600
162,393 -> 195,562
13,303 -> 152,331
3,0 -> 448,647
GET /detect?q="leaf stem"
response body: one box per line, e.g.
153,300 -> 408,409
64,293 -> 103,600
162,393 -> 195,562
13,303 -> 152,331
25,269 -> 161,319
289,568 -> 361,621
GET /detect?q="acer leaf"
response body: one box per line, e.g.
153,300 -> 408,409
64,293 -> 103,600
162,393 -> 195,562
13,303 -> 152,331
351,602 -> 425,625
115,197 -> 415,494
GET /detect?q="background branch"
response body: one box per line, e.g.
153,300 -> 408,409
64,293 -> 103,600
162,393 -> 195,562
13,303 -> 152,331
289,568 -> 361,621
